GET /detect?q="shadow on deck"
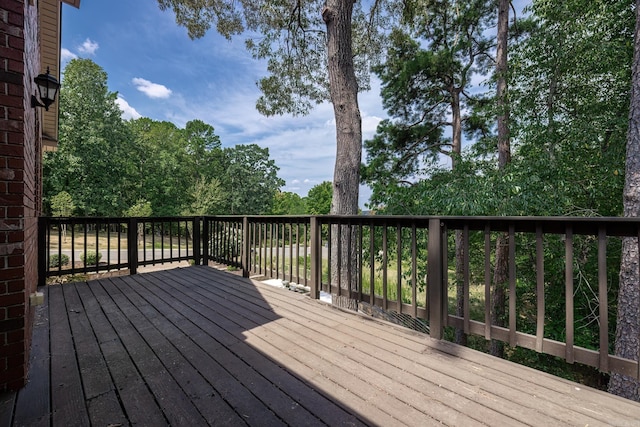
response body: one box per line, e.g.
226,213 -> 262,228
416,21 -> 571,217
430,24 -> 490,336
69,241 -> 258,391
2,266 -> 640,426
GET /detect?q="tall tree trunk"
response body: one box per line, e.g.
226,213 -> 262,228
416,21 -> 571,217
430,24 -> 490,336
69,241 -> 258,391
609,0 -> 640,401
490,0 -> 511,358
451,87 -> 466,344
324,0 -> 362,309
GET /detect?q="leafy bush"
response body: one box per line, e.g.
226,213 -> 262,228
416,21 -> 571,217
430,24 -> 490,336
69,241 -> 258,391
80,251 -> 102,266
49,254 -> 70,268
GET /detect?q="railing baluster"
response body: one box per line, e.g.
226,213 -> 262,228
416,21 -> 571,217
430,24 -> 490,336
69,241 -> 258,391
128,218 -> 138,275
382,224 -> 388,311
598,226 -> 608,371
411,223 -> 417,319
396,225 -> 402,314
565,225 -> 574,364
463,225 -> 470,335
303,222 -> 308,286
327,224 -> 332,294
368,222 -> 374,305
536,225 -> 545,353
428,219 -> 443,339
509,225 -> 516,347
309,217 -> 320,299
484,225 -> 491,341
57,219 -> 62,275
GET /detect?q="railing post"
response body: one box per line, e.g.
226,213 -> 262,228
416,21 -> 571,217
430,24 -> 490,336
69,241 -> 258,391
202,216 -> 209,266
37,216 -> 47,287
241,216 -> 250,277
428,218 -> 444,339
193,217 -> 201,266
309,216 -> 320,299
127,218 -> 138,275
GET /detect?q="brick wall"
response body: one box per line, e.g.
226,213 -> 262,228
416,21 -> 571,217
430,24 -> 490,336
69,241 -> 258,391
0,0 -> 41,391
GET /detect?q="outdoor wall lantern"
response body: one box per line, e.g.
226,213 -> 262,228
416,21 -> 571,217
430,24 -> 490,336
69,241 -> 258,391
31,67 -> 60,111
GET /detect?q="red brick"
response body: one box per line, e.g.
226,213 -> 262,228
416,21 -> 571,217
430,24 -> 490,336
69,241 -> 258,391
6,132 -> 24,145
0,219 -> 21,229
0,194 -> 22,206
7,84 -> 22,97
0,268 -> 22,281
6,305 -> 23,319
6,158 -> 23,169
0,96 -> 21,112
0,341 -> 22,357
0,46 -> 22,62
6,107 -> 22,121
6,330 -> 22,344
7,35 -> 23,51
6,255 -> 21,267
7,182 -> 21,194
7,280 -> 23,293
7,59 -> 23,74
2,2 -> 26,15
0,119 -> 22,133
7,231 -> 24,243
7,11 -> 24,28
0,21 -> 22,38
6,207 -> 21,218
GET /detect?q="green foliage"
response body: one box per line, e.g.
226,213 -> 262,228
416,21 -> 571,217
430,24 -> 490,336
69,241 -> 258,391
363,1 -> 497,207
270,192 -> 306,215
124,199 -> 152,217
183,178 -> 225,216
44,59 -> 134,216
49,254 -> 70,269
43,60 -> 287,218
80,251 -> 102,266
50,191 -> 75,217
306,181 -> 333,215
157,0 -> 389,116
222,144 -> 285,214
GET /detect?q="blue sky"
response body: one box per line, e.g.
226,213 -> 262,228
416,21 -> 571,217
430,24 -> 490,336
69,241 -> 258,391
60,1 -> 386,207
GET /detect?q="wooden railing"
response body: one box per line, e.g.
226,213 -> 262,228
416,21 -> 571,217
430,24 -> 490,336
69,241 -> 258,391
39,215 -> 640,379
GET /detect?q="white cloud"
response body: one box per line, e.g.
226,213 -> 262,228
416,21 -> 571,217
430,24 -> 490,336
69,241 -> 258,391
115,95 -> 142,120
132,77 -> 172,99
61,48 -> 77,63
77,38 -> 99,55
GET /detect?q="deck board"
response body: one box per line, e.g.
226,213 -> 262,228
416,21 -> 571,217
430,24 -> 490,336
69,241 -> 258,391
4,265 -> 640,426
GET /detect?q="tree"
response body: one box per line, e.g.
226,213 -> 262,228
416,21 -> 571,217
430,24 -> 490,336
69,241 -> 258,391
610,0 -> 640,402
50,191 -> 75,217
183,177 -> 226,216
363,0 -> 496,335
306,181 -> 333,215
124,199 -> 153,247
221,144 -> 285,215
126,118 -> 193,216
184,119 -> 223,181
50,191 -> 75,243
490,0 -> 512,357
508,0 -> 630,217
44,59 -> 133,216
156,0 -> 389,302
270,191 -> 307,215
362,0 -> 496,207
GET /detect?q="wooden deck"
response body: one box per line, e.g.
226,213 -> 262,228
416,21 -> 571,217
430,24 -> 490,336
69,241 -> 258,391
2,266 -> 640,426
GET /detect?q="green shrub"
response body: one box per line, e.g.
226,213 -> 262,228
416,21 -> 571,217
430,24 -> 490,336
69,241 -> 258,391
49,254 -> 70,268
80,251 -> 102,266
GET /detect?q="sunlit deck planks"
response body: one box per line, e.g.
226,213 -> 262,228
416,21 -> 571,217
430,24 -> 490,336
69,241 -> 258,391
2,265 -> 640,426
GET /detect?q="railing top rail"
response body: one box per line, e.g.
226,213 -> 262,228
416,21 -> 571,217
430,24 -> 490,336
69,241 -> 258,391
308,215 -> 640,236
40,214 -> 640,238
